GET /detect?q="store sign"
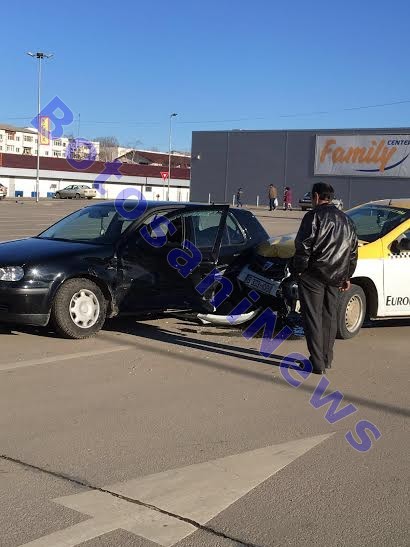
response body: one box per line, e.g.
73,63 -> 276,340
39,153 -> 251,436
314,135 -> 410,177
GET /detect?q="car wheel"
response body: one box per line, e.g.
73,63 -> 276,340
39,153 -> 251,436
51,278 -> 107,339
75,193 -> 81,199
336,284 -> 366,339
55,192 -> 61,199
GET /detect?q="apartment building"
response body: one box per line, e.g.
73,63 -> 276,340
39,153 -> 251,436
0,124 -> 99,160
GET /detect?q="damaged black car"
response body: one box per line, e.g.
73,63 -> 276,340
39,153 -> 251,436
0,201 -> 268,338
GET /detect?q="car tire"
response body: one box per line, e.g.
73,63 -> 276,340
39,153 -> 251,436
75,193 -> 81,199
87,197 -> 93,200
51,278 -> 107,339
336,284 -> 366,339
55,192 -> 61,199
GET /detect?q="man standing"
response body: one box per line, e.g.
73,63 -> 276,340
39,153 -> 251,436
268,184 -> 277,211
292,182 -> 358,374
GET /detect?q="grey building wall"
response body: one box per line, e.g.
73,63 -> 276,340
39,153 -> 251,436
191,128 -> 410,208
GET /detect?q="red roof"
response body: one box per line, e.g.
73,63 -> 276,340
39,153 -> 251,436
0,153 -> 190,180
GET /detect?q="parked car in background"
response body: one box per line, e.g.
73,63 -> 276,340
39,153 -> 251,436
0,202 -> 268,338
55,185 -> 97,200
299,191 -> 343,211
0,184 -> 7,200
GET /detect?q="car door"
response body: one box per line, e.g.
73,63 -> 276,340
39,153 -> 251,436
382,223 -> 410,317
60,185 -> 72,198
117,206 -> 229,313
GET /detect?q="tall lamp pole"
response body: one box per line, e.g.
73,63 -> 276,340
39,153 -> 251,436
27,51 -> 53,203
168,113 -> 177,201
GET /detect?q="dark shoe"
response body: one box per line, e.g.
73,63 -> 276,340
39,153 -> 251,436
311,368 -> 326,375
325,363 -> 332,369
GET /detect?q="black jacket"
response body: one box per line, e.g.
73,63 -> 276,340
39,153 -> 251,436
293,203 -> 358,286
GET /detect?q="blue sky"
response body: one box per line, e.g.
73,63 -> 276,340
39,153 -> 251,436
2,0 -> 410,151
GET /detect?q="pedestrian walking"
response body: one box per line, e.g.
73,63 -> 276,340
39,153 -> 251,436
236,188 -> 243,207
292,182 -> 358,374
283,187 -> 292,210
268,184 -> 278,211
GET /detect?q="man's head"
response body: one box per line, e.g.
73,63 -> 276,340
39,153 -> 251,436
311,182 -> 334,207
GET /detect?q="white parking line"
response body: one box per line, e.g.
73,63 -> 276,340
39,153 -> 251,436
0,346 -> 131,372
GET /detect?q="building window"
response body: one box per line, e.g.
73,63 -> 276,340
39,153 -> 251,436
16,136 -> 20,141
16,148 -> 20,153
54,140 -> 62,147
45,151 -> 49,156
24,135 -> 33,142
0,135 -> 3,140
23,147 -> 31,155
145,186 -> 152,192
0,146 -> 2,151
6,132 -> 15,141
53,151 -> 60,157
6,145 -> 14,152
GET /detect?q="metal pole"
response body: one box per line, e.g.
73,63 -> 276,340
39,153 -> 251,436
36,56 -> 42,203
167,113 -> 177,201
28,52 -> 53,202
167,117 -> 171,201
256,195 -> 259,207
208,192 -> 211,204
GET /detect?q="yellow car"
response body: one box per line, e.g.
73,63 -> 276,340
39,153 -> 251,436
238,199 -> 410,338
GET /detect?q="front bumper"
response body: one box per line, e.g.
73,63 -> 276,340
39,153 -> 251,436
0,285 -> 50,326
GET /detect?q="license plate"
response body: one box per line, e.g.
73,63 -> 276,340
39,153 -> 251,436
245,274 -> 275,294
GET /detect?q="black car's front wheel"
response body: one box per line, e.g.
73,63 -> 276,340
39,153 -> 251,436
51,278 -> 107,339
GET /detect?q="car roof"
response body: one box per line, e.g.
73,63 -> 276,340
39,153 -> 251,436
87,200 -> 229,210
366,198 -> 410,210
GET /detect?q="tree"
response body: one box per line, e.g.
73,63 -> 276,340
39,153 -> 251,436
95,136 -> 120,163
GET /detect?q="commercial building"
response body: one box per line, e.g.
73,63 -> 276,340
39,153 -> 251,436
190,128 -> 410,208
0,153 -> 190,201
0,124 -> 100,160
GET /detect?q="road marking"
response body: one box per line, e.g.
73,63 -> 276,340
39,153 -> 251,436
0,346 -> 131,372
21,434 -> 332,546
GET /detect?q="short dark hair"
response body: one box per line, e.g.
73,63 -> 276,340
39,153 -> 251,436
312,182 -> 334,201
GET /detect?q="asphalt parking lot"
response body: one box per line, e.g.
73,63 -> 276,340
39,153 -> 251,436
0,199 -> 409,547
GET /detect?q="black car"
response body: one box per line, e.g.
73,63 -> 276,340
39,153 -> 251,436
0,201 -> 268,338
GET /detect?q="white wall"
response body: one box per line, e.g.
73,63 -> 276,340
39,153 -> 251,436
0,175 -> 190,202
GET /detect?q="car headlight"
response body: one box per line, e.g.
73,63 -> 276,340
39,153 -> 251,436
0,266 -> 24,281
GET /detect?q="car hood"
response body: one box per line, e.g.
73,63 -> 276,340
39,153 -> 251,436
255,232 -> 367,260
0,237 -> 114,265
256,233 -> 297,259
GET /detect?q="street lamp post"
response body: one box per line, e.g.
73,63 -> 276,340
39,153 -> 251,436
168,113 -> 177,201
27,51 -> 53,203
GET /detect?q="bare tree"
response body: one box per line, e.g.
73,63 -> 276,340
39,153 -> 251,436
95,136 -> 120,163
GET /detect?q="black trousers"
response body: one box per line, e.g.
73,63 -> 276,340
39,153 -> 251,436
299,273 -> 339,371
269,198 -> 276,210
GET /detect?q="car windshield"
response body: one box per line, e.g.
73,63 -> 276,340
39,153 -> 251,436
347,204 -> 409,243
37,205 -> 134,244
